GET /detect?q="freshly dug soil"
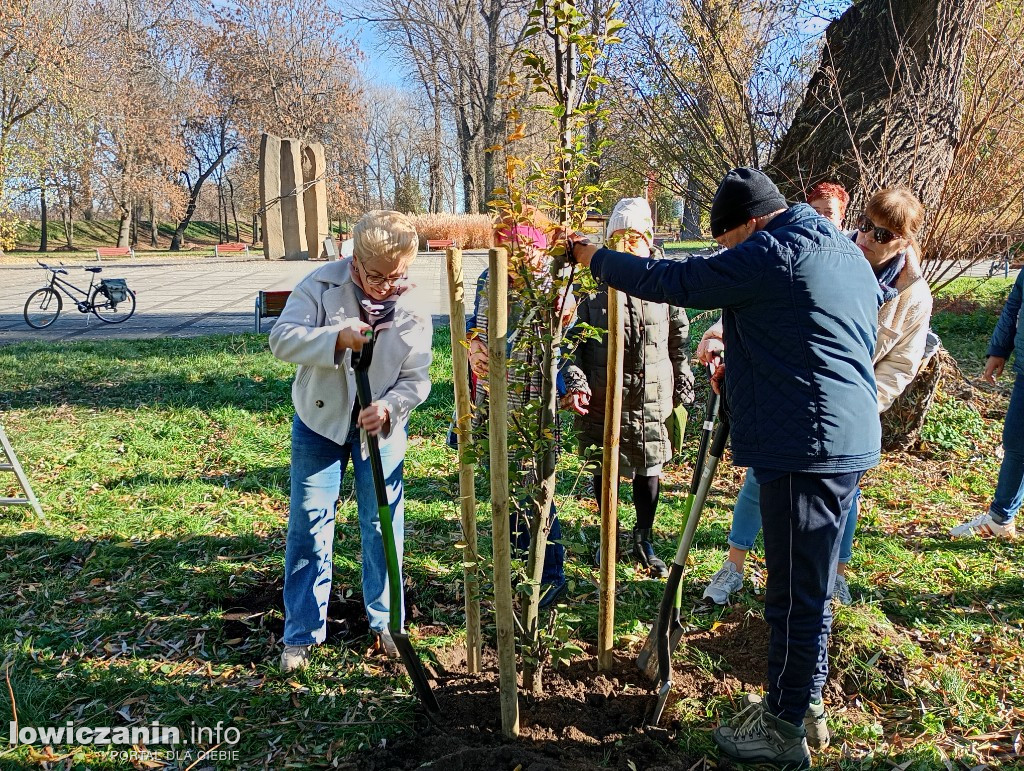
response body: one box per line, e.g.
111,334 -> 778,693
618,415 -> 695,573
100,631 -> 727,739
349,646 -> 699,771
345,608 -> 795,770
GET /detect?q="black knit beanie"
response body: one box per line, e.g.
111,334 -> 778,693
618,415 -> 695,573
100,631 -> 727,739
709,168 -> 788,237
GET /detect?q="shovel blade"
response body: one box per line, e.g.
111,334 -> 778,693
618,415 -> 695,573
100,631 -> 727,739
639,616 -> 685,682
636,619 -> 658,674
648,679 -> 673,728
392,628 -> 441,714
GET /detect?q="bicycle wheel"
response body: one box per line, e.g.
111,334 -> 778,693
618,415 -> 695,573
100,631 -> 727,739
92,287 -> 136,324
23,288 -> 63,329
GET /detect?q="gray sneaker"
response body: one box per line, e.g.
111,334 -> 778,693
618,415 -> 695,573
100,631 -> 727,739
742,692 -> 829,751
832,574 -> 852,605
713,695 -> 811,770
280,644 -> 311,673
702,560 -> 744,605
804,697 -> 829,750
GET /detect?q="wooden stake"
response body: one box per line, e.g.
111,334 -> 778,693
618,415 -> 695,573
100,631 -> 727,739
445,247 -> 481,675
598,287 -> 625,671
487,247 -> 520,737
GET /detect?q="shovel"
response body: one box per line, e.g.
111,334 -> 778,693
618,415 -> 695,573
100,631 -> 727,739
352,338 -> 441,714
645,406 -> 729,727
636,378 -> 720,681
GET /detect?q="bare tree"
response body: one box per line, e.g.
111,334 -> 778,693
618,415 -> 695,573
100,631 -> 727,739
367,0 -> 534,212
604,0 -> 824,218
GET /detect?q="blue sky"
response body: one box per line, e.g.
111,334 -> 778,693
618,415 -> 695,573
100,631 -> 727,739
350,21 -> 408,88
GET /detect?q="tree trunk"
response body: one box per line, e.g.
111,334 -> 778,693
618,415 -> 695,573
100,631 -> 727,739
228,177 -> 239,241
38,183 -> 47,253
63,191 -> 74,250
149,198 -> 158,247
252,213 -> 260,245
456,106 -> 476,214
130,202 -> 140,247
430,90 -> 442,214
217,179 -> 226,242
169,147 -> 235,251
682,173 -> 701,238
769,0 -> 980,211
116,200 -> 131,248
480,0 -> 501,210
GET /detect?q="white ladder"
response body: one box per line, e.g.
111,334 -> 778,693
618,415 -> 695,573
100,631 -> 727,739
0,425 -> 44,520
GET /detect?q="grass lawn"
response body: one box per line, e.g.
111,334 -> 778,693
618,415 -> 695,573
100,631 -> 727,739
15,220 -> 256,253
0,282 -> 1022,768
662,239 -> 716,252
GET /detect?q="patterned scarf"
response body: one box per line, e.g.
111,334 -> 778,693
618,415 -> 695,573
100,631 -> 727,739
352,281 -> 406,332
875,252 -> 906,304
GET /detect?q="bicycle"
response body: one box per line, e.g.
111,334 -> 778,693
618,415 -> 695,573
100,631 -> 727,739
987,251 -> 1011,279
24,262 -> 136,329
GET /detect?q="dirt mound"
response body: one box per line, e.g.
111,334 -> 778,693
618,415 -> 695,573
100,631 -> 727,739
347,644 -> 706,770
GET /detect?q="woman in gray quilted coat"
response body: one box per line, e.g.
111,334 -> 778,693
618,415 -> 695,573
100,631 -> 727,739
561,198 -> 694,577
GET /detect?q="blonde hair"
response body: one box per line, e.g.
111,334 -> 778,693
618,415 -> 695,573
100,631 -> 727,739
353,210 -> 418,267
865,188 -> 925,255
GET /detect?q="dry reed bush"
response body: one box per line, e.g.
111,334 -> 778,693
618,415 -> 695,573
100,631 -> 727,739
412,214 -> 495,250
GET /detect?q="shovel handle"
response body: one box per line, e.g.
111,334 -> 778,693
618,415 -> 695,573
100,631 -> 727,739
352,344 -> 403,634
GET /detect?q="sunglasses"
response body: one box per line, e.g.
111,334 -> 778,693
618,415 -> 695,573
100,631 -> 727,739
856,214 -> 899,245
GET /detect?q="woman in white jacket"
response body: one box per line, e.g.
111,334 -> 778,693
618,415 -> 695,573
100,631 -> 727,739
269,210 -> 432,672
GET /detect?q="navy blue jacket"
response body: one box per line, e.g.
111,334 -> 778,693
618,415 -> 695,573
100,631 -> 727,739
987,270 -> 1023,376
590,203 -> 882,474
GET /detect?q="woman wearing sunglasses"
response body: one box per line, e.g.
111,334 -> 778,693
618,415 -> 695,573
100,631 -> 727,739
269,210 -> 433,671
701,187 -> 933,621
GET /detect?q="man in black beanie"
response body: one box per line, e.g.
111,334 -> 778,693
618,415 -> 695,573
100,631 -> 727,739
566,168 -> 881,769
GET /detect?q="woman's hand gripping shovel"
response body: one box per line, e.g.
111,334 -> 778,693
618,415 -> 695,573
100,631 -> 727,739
637,362 -> 730,728
352,334 -> 441,715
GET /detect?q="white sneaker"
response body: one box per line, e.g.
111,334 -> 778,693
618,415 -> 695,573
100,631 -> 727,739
703,560 -> 744,605
832,574 -> 852,605
950,512 -> 1016,539
280,644 -> 311,673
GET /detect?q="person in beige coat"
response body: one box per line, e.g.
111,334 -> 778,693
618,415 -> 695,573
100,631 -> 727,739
269,210 -> 432,672
701,186 -> 932,617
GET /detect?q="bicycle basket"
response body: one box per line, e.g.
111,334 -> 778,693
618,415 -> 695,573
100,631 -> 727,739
100,278 -> 129,304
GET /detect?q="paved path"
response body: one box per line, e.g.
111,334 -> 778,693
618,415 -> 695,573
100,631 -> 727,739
0,253 -> 489,345
0,252 -> 1015,345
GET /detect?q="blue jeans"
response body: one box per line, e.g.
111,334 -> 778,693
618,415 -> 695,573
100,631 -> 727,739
760,471 -> 861,724
511,502 -> 564,585
728,470 -> 859,564
283,415 -> 406,644
991,375 -> 1024,524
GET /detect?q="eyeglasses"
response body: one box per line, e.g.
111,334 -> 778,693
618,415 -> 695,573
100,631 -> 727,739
856,214 -> 898,245
355,259 -> 406,290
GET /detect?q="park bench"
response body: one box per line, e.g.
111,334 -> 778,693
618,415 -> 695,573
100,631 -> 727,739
425,239 -> 456,252
215,241 -> 250,257
95,247 -> 134,261
255,290 -> 291,333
